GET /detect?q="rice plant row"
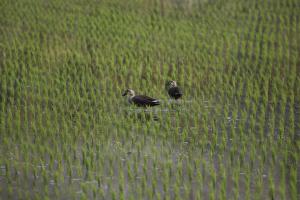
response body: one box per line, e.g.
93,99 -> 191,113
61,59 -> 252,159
0,0 -> 299,199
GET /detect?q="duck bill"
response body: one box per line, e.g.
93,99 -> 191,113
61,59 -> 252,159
122,91 -> 127,96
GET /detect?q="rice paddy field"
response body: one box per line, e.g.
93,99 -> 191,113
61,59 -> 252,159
0,0 -> 299,199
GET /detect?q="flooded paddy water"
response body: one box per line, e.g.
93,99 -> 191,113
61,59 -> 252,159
0,96 -> 298,199
0,0 -> 299,199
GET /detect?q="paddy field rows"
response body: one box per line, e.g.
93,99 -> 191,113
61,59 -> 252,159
0,0 -> 299,199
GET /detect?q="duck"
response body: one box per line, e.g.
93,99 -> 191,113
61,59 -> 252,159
122,89 -> 160,107
165,80 -> 183,100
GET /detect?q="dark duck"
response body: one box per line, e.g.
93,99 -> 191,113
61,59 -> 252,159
165,80 -> 183,100
122,89 -> 160,107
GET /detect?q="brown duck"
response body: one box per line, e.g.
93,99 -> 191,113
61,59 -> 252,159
122,89 -> 160,107
165,80 -> 183,100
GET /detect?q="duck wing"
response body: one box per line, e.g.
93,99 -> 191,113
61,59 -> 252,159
168,87 -> 182,99
132,95 -> 160,107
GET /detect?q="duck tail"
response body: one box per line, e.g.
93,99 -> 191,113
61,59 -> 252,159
151,100 -> 160,106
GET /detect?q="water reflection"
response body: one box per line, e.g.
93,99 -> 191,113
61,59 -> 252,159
123,108 -> 160,121
121,99 -> 194,122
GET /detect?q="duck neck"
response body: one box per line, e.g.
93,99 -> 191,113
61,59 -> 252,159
128,95 -> 135,103
167,85 -> 176,90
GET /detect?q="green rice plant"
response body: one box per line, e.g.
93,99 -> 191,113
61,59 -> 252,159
289,165 -> 297,200
0,0 -> 298,199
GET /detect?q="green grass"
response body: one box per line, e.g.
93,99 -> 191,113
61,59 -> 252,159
0,0 -> 299,199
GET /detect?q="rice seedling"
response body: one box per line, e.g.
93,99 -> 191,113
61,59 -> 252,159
0,0 -> 299,199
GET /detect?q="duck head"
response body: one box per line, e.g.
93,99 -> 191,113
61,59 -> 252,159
165,80 -> 177,90
122,89 -> 136,97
